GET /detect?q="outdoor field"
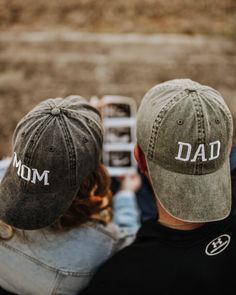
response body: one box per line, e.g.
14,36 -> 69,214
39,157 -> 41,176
0,0 -> 236,156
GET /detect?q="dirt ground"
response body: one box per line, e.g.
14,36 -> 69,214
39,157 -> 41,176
0,1 -> 236,157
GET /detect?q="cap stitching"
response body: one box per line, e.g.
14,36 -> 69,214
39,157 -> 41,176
61,108 -> 102,148
20,115 -> 53,191
200,91 -> 232,121
23,112 -> 50,121
23,115 -> 53,166
192,92 -> 206,175
147,91 -> 188,160
47,101 -> 58,108
58,116 -> 77,187
200,90 -> 233,141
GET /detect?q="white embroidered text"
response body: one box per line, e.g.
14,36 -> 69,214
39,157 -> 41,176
175,140 -> 221,162
13,152 -> 50,185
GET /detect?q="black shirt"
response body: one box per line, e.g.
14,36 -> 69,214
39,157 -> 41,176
81,215 -> 236,295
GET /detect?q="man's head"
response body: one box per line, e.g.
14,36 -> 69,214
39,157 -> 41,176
135,79 -> 233,223
0,96 -> 103,230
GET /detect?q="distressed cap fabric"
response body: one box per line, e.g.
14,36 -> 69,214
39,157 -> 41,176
0,96 -> 103,230
137,79 -> 233,222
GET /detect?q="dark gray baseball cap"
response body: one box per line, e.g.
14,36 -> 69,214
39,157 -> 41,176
137,79 -> 233,222
0,96 -> 103,229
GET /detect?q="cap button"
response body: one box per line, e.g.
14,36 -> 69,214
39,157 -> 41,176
51,107 -> 61,115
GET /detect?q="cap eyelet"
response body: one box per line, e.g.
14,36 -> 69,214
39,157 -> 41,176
82,137 -> 88,144
215,119 -> 220,124
49,146 -> 55,152
85,118 -> 91,125
177,119 -> 184,125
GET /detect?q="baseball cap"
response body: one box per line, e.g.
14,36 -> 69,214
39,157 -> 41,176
0,96 -> 103,230
137,79 -> 233,222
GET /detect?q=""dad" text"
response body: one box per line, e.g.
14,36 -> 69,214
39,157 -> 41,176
175,140 -> 221,162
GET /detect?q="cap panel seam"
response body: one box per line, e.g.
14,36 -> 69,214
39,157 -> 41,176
200,91 -> 232,121
20,115 -> 54,191
200,91 -> 233,143
58,115 -> 77,188
23,112 -> 50,121
23,115 -> 53,166
47,100 -> 58,108
191,92 -> 206,175
197,91 -> 232,137
147,91 -> 189,160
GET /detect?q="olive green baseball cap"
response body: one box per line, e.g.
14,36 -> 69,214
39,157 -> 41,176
137,79 -> 233,222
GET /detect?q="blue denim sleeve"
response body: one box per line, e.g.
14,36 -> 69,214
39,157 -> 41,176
230,145 -> 236,171
0,158 -> 11,182
112,190 -> 141,235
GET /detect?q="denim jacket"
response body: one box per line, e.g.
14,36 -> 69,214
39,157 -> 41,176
0,218 -> 139,295
0,158 -> 140,295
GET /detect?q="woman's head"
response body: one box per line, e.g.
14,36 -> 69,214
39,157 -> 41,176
52,162 -> 112,231
0,95 -> 107,230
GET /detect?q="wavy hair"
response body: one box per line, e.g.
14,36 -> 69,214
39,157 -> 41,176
51,163 -> 112,230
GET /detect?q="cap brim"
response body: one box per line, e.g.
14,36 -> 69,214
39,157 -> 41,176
146,159 -> 232,222
0,167 -> 78,230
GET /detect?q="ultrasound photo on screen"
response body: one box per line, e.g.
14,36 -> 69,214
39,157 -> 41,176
108,151 -> 132,167
100,95 -> 137,176
103,103 -> 131,118
105,127 -> 132,144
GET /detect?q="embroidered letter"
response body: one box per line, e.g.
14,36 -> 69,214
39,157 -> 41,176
12,152 -> 50,185
175,142 -> 192,161
209,140 -> 221,161
13,152 -> 22,176
21,164 -> 31,181
190,144 -> 207,162
31,169 -> 50,186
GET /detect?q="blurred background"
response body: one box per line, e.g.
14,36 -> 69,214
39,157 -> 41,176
0,0 -> 236,157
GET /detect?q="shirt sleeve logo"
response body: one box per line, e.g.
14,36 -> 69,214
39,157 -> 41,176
205,234 -> 231,256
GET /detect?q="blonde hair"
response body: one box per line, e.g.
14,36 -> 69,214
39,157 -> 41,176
0,220 -> 13,240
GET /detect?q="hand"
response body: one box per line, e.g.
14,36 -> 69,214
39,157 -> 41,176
118,173 -> 141,193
